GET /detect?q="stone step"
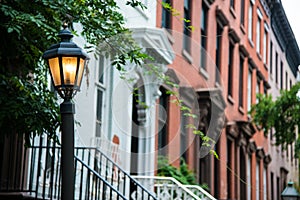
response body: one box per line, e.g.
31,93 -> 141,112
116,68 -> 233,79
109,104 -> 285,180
0,192 -> 43,200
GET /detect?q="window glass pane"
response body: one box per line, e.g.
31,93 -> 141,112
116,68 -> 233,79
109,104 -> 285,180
247,67 -> 252,111
99,55 -> 104,83
239,56 -> 244,107
256,18 -> 261,53
76,58 -> 85,87
62,57 -> 77,85
162,0 -> 171,29
96,89 -> 103,137
49,57 -> 61,86
248,3 -> 253,40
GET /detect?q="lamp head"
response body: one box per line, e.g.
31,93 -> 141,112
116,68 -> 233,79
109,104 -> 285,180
43,25 -> 89,100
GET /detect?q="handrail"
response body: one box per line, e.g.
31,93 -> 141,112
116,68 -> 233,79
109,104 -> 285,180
7,142 -> 157,200
132,176 -> 202,200
74,155 -> 127,199
185,185 -> 216,200
75,147 -> 157,200
133,176 -> 216,200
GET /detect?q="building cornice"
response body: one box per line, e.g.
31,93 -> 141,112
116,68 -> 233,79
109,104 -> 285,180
269,1 -> 300,76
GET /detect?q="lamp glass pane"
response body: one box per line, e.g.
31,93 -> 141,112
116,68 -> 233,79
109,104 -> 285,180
62,57 -> 77,85
48,57 -> 61,86
76,58 -> 85,87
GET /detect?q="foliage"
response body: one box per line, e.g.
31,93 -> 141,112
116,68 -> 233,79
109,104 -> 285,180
157,156 -> 197,185
0,70 -> 60,145
250,82 -> 300,158
157,156 -> 209,190
0,0 -> 146,144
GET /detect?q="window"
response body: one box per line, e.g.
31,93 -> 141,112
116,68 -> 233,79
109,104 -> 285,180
256,9 -> 262,54
227,139 -> 232,199
247,65 -> 253,111
158,87 -> 169,156
256,78 -> 260,103
277,177 -> 280,200
270,42 -> 273,74
214,142 -> 220,197
96,55 -> 105,137
201,2 -> 208,69
248,2 -> 253,41
241,0 -> 245,26
228,42 -> 234,97
291,144 -> 293,163
263,26 -> 268,63
180,110 -> 188,161
240,148 -> 247,199
264,85 -> 267,96
256,161 -> 260,200
247,155 -> 252,200
263,167 -> 267,200
161,0 -> 171,29
183,0 -> 191,52
199,154 -> 211,188
280,61 -> 283,89
285,71 -> 288,90
216,23 -> 223,84
239,55 -> 244,107
271,172 -> 274,200
275,52 -> 278,84
230,0 -> 235,9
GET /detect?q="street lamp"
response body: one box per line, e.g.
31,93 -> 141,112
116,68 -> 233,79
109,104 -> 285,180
43,24 -> 89,200
281,182 -> 300,200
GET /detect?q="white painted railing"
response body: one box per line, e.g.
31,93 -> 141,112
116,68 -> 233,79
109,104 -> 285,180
133,176 -> 216,200
185,185 -> 216,200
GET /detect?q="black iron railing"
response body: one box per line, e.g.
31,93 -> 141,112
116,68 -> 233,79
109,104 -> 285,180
0,136 -> 157,200
74,155 -> 127,200
75,147 -> 157,200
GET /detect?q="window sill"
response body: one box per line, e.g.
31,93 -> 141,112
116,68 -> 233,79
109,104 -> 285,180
230,7 -> 236,19
248,38 -> 254,48
264,63 -> 268,71
238,106 -> 245,115
200,67 -> 209,80
182,49 -> 193,64
240,24 -> 246,35
256,52 -> 262,60
215,82 -> 221,88
227,95 -> 235,105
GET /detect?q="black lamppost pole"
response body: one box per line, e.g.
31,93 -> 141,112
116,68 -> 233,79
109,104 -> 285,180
43,24 -> 89,200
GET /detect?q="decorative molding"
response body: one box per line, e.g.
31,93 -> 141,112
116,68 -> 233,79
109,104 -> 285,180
247,139 -> 257,154
256,147 -> 265,160
239,44 -> 249,57
131,27 -> 175,65
216,6 -> 229,28
263,79 -> 271,89
197,88 -> 226,156
226,122 -> 239,138
264,154 -> 272,165
179,87 -> 197,109
237,121 -> 256,138
228,28 -> 240,43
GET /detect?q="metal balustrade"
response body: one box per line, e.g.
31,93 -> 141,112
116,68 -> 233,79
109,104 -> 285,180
185,185 -> 216,200
0,136 -> 157,200
74,155 -> 127,199
0,135 -> 216,200
133,176 -> 216,200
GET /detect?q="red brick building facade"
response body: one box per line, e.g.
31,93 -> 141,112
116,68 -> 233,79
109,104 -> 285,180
154,0 -> 299,199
